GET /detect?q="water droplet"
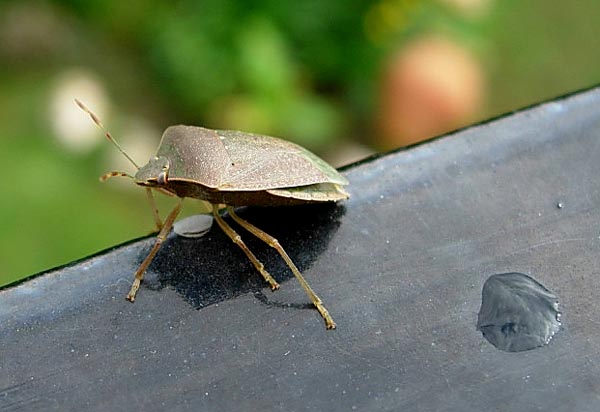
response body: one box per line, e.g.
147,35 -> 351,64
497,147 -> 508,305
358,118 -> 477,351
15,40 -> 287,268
477,272 -> 561,352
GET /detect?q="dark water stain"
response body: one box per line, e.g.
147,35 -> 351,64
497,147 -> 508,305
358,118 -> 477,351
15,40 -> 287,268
477,272 -> 561,352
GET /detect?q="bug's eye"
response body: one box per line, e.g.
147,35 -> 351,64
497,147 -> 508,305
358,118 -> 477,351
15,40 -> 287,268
157,170 -> 168,185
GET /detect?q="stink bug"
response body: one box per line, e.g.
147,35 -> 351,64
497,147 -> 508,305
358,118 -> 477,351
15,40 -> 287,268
76,100 -> 348,329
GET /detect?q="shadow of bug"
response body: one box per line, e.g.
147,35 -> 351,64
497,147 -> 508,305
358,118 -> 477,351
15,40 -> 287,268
143,203 -> 346,310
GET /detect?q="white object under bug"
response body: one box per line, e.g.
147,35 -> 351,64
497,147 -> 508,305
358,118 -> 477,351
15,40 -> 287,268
173,214 -> 214,238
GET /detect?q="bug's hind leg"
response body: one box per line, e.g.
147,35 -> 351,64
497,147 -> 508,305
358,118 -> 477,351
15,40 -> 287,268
126,199 -> 182,302
226,206 -> 336,330
212,204 -> 280,291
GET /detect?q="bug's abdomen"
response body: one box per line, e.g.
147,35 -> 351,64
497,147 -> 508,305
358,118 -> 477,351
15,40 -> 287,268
165,180 -> 346,206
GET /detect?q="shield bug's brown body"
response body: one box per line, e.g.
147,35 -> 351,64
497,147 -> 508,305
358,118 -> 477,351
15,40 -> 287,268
77,100 -> 348,329
136,126 -> 349,206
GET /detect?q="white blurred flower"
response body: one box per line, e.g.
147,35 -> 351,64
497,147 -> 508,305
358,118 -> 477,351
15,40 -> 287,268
49,69 -> 109,153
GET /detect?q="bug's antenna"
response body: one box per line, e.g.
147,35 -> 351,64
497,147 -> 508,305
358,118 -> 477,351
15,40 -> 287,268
74,99 -> 140,169
99,171 -> 135,182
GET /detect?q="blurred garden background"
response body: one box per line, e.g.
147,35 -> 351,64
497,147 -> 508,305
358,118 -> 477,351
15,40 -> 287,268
1,0 -> 599,286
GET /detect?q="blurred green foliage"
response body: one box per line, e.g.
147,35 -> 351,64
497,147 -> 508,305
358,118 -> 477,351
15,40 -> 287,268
1,0 -> 599,286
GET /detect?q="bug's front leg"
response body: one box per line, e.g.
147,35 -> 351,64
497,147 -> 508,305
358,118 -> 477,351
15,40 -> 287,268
126,199 -> 182,302
145,188 -> 163,231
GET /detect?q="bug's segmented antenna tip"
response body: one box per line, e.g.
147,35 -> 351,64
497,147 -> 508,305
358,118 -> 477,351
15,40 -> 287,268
74,99 -> 103,127
75,99 -> 140,169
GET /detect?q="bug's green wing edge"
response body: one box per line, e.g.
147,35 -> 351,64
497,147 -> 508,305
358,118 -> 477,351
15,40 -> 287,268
267,183 -> 349,202
299,148 -> 349,186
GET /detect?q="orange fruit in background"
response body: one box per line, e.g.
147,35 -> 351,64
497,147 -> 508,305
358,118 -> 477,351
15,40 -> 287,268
377,35 -> 485,149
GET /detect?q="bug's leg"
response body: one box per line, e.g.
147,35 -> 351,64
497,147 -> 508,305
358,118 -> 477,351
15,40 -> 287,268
212,204 -> 280,291
126,199 -> 183,302
145,188 -> 163,231
226,206 -> 336,329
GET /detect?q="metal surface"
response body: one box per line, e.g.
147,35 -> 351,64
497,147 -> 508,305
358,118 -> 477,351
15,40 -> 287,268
2,87 -> 600,411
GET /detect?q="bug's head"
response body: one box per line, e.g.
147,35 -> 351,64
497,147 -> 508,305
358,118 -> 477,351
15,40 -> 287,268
134,156 -> 170,187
